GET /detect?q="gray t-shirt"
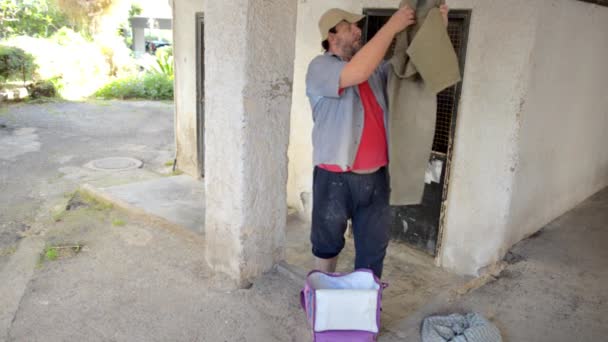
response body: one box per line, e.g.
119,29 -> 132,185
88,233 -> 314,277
306,53 -> 390,169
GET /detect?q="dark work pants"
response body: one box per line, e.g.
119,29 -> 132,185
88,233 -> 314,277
311,166 -> 391,278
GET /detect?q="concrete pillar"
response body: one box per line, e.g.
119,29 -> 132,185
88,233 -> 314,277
133,27 -> 145,57
203,0 -> 297,287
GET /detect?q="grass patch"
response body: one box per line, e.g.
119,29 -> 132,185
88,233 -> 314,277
163,169 -> 183,177
63,190 -> 77,199
161,169 -> 184,177
40,244 -> 84,265
53,190 -> 113,222
111,219 -> 126,227
164,160 -> 174,167
0,245 -> 17,257
52,209 -> 67,222
44,247 -> 59,261
77,191 -> 113,211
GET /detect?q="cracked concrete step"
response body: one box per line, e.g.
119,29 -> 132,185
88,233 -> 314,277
80,175 -> 205,237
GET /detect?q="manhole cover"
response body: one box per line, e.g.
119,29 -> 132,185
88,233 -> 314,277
85,157 -> 143,171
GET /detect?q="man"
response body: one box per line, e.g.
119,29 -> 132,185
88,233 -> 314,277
305,5 -> 448,278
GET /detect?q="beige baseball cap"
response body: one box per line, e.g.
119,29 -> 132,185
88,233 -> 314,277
319,8 -> 365,41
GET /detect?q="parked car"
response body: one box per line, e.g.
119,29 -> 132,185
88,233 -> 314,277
145,40 -> 171,54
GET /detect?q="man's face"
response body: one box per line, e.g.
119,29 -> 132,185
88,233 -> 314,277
332,20 -> 363,58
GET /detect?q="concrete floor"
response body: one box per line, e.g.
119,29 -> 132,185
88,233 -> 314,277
3,185 -> 605,341
0,100 -> 175,270
453,188 -> 608,342
85,177 -> 469,328
82,173 -> 608,341
82,175 -> 205,234
3,201 -> 310,342
2,100 -> 606,341
385,187 -> 608,341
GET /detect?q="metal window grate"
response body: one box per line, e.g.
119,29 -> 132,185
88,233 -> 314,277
361,12 -> 397,60
432,19 -> 465,153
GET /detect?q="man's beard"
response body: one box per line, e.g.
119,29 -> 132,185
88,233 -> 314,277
350,39 -> 362,56
340,38 -> 362,58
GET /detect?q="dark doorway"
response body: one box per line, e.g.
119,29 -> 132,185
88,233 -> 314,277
195,12 -> 205,178
362,9 -> 471,255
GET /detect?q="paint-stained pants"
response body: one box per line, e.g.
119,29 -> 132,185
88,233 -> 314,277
311,167 -> 391,278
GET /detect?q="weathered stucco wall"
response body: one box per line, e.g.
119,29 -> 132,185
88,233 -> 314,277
506,0 -> 608,250
173,0 -> 204,178
204,0 -> 297,287
437,0 -> 542,275
435,0 -> 608,275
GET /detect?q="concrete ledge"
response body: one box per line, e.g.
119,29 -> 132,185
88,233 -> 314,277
79,176 -> 205,244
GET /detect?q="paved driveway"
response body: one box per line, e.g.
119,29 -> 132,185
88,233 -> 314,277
0,100 -> 175,265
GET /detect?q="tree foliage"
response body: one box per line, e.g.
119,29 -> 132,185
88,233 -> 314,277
0,0 -> 71,38
55,0 -> 117,34
0,45 -> 37,84
128,2 -> 141,18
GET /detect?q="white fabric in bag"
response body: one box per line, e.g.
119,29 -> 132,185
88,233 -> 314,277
314,289 -> 379,333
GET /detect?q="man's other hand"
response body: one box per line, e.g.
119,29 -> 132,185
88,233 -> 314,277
386,5 -> 416,35
440,4 -> 449,27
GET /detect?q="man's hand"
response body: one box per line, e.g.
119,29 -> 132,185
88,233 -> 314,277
385,5 -> 416,35
440,4 -> 449,27
338,4 -> 414,88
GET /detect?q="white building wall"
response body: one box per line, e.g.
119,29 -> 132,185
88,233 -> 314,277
437,0 -> 542,275
506,0 -> 608,250
172,0 -> 205,178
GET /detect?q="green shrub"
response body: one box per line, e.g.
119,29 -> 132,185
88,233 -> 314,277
4,35 -> 121,99
0,45 -> 37,84
150,46 -> 173,78
27,79 -> 58,98
142,72 -> 173,100
95,72 -> 173,100
94,75 -> 144,99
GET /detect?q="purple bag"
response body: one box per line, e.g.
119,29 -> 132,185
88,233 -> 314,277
300,269 -> 388,342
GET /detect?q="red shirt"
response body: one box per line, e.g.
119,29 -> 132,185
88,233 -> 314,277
319,81 -> 388,172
